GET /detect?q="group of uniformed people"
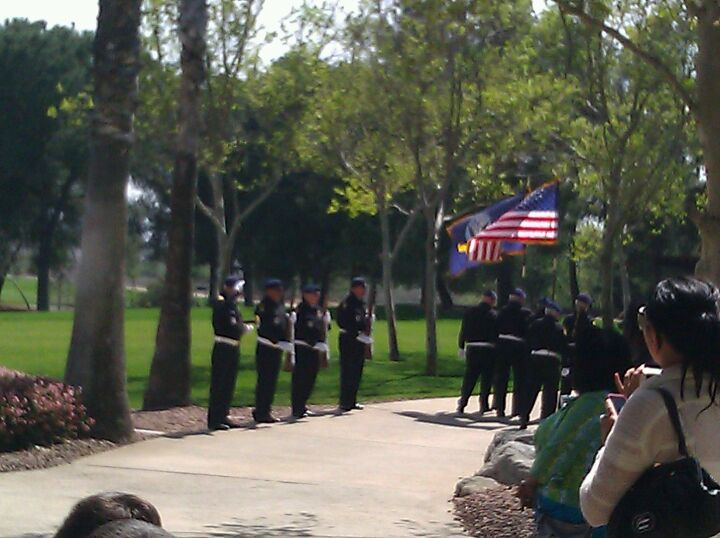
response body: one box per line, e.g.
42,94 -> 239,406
207,275 -> 372,431
457,288 -> 593,430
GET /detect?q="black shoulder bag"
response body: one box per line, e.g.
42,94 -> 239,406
608,388 -> 720,538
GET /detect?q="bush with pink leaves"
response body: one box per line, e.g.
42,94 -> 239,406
0,367 -> 93,452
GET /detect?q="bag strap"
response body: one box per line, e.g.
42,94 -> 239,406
655,387 -> 689,457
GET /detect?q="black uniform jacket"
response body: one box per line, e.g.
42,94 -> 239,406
294,301 -> 325,347
458,302 -> 498,349
563,311 -> 593,343
255,296 -> 288,344
497,301 -> 531,339
336,293 -> 368,338
527,314 -> 568,356
213,294 -> 243,340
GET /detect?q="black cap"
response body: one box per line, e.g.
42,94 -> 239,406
224,275 -> 244,287
576,293 -> 593,305
264,279 -> 284,290
545,300 -> 562,313
510,288 -> 527,300
302,283 -> 321,294
482,289 -> 497,301
351,277 -> 367,288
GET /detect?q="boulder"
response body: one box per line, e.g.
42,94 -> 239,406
454,475 -> 499,497
483,429 -> 535,464
477,439 -> 535,485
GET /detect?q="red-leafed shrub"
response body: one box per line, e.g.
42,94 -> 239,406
0,367 -> 93,452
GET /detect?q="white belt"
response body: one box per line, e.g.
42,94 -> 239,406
295,340 -> 329,353
257,336 -> 284,350
214,336 -> 239,347
499,334 -> 524,342
531,349 -> 561,359
465,342 -> 495,349
295,339 -> 313,348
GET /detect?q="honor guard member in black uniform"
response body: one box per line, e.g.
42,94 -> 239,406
520,299 -> 567,429
291,284 -> 329,418
493,288 -> 531,418
457,290 -> 499,415
337,277 -> 370,412
253,279 -> 292,424
561,293 -> 593,396
208,275 -> 250,431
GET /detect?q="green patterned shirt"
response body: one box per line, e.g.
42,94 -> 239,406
531,391 -> 608,509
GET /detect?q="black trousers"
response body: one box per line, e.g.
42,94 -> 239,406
339,335 -> 365,409
459,347 -> 496,411
493,340 -> 528,416
522,353 -> 561,423
560,344 -> 575,396
207,342 -> 240,427
254,344 -> 282,418
291,346 -> 320,416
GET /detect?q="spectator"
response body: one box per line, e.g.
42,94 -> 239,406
517,327 -> 630,538
54,492 -> 163,538
580,277 -> 720,528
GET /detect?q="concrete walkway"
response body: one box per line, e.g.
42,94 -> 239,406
0,398 -> 517,538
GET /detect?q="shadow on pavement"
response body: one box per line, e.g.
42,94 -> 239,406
395,410 -> 510,431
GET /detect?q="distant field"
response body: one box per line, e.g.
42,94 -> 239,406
0,308 -> 468,410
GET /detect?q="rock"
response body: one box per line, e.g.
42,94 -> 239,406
483,429 -> 535,464
477,439 -> 535,486
454,475 -> 499,497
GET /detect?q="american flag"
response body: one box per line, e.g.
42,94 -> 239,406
468,182 -> 559,263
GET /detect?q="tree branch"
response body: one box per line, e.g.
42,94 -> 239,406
391,201 -> 423,260
235,172 -> 283,226
195,195 -> 225,232
555,0 -> 696,113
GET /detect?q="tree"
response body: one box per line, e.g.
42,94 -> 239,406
65,0 -> 142,442
545,6 -> 693,325
144,0 -> 208,411
0,21 -> 92,307
553,0 -> 720,286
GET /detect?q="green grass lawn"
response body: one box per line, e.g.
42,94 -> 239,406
0,308 -> 466,409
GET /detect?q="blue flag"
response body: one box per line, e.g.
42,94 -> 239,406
446,194 -> 525,277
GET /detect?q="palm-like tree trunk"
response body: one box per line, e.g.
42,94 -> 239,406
144,0 -> 208,410
65,0 -> 142,442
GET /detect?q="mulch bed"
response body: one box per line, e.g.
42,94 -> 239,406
1,404 -> 334,473
454,486 -> 535,538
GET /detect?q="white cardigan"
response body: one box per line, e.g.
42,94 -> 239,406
579,365 -> 720,527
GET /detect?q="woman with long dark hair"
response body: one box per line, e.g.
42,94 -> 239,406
580,277 -> 720,528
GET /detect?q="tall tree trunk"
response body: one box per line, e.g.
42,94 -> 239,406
0,275 -> 5,301
599,228 -> 615,329
65,0 -> 141,442
144,0 -> 207,411
379,204 -> 400,361
423,205 -> 443,376
694,4 -> 720,285
243,261 -> 255,307
36,236 -> 52,312
208,261 -> 218,304
618,242 -> 632,316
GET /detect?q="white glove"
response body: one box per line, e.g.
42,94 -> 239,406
313,342 -> 330,353
323,311 -> 332,325
356,334 -> 373,345
278,341 -> 294,353
458,348 -> 466,360
244,324 -> 255,333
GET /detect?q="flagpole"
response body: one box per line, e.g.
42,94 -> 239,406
551,255 -> 558,301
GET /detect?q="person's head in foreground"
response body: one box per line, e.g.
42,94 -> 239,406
88,520 -> 175,538
54,492 -> 164,538
517,326 -> 630,537
639,277 -> 720,400
579,277 -> 720,530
